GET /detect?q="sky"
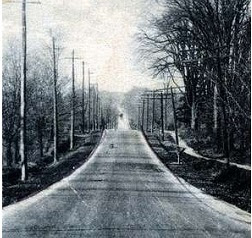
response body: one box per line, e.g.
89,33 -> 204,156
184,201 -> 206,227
2,0 -> 167,92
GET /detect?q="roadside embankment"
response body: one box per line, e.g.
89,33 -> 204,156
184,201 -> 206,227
143,131 -> 251,213
3,131 -> 102,207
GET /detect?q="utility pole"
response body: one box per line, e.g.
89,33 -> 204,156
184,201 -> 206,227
138,105 -> 141,130
106,109 -> 110,129
146,94 -> 149,132
52,37 -> 58,163
151,91 -> 155,134
171,87 -> 180,163
96,86 -> 99,130
140,87 -> 184,163
70,50 -> 75,150
92,86 -> 96,131
5,0 -> 40,180
142,100 -> 145,131
20,0 -> 27,181
88,69 -> 91,132
160,92 -> 164,141
65,52 -> 82,150
165,85 -> 169,130
100,103 -> 104,130
97,96 -> 100,130
91,83 -> 99,130
81,61 -> 85,133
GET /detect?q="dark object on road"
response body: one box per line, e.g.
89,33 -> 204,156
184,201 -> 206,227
119,113 -> 123,118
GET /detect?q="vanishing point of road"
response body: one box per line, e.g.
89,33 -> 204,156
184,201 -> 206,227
3,115 -> 251,237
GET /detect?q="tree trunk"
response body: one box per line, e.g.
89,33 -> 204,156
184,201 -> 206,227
213,84 -> 218,134
164,97 -> 167,130
228,129 -> 234,152
39,127 -> 43,158
190,101 -> 197,130
36,117 -> 44,158
217,52 -> 229,164
14,136 -> 19,164
239,125 -> 246,153
7,141 -> 13,167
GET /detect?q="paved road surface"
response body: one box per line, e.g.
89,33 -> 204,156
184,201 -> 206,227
3,116 -> 250,237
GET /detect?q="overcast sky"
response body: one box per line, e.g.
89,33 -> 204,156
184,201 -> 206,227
3,0 -> 167,92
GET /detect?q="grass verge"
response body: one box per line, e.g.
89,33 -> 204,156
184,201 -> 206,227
3,131 -> 102,207
144,132 -> 251,213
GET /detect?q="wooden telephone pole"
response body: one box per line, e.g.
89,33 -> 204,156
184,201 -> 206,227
70,50 -> 75,150
65,51 -> 83,149
171,87 -> 179,147
20,0 -> 40,180
146,94 -> 150,132
90,83 -> 99,130
20,0 -> 27,181
137,105 -> 141,130
65,51 -> 82,150
142,100 -> 145,130
96,86 -> 99,130
92,86 -> 96,130
81,61 -> 85,133
52,37 -> 58,163
97,96 -> 100,130
5,0 -> 41,182
160,92 -> 164,141
88,69 -> 91,132
87,70 -> 95,132
141,86 -> 184,163
171,87 -> 180,164
151,91 -> 155,134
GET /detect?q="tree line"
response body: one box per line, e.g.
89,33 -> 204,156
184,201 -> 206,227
138,0 -> 250,162
2,38 -> 118,180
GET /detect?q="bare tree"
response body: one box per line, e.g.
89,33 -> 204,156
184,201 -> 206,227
138,0 -> 250,162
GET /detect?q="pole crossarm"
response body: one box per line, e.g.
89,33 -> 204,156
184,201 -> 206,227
141,86 -> 184,99
4,0 -> 41,4
138,86 -> 182,162
64,57 -> 83,60
141,97 -> 172,100
141,93 -> 182,98
144,86 -> 185,94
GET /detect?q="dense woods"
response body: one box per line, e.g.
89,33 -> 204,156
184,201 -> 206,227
137,0 -> 250,164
